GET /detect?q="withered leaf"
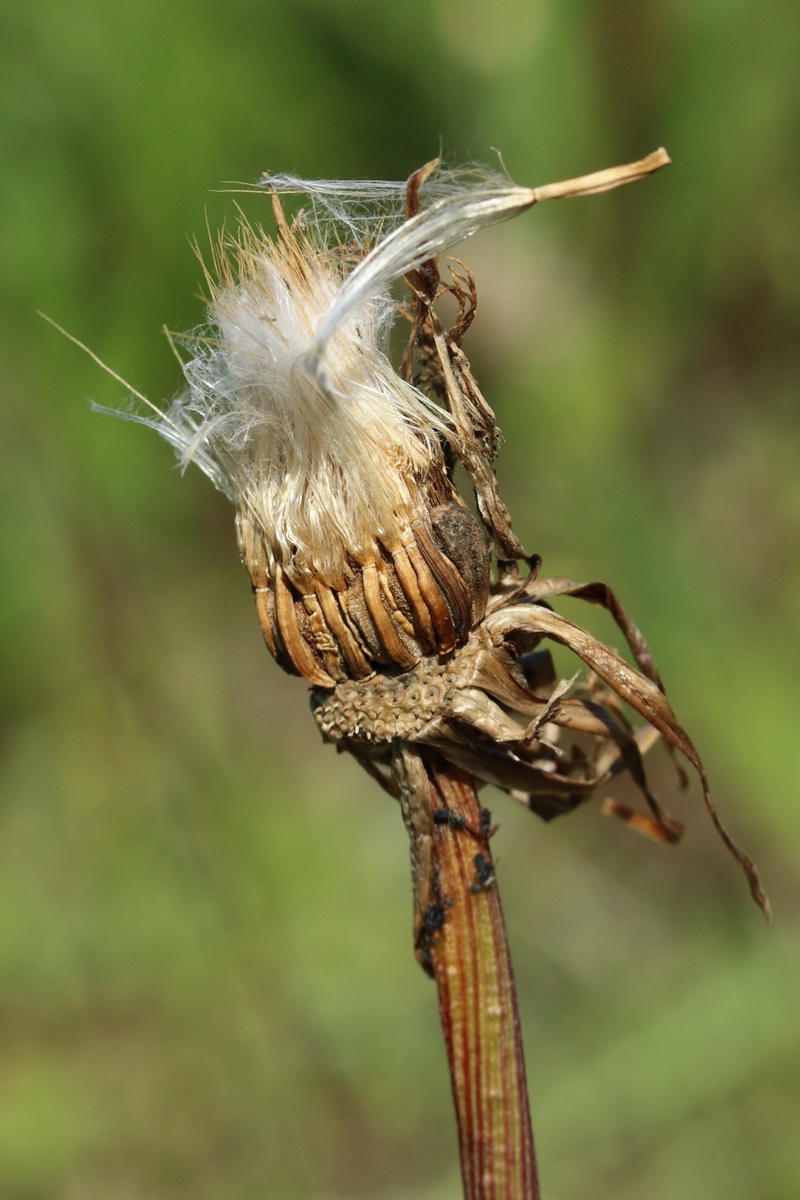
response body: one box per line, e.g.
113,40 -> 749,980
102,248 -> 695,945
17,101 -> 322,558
486,602 -> 770,918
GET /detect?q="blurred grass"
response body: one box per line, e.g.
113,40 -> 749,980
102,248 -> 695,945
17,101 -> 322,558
1,0 -> 798,1196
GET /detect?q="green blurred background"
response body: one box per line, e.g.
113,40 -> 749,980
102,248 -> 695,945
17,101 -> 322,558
2,1 -> 799,1196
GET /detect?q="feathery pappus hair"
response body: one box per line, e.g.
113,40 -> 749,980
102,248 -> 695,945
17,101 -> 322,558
110,161 -> 555,589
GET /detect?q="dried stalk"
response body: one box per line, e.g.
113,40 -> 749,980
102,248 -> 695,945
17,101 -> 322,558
396,747 -> 539,1199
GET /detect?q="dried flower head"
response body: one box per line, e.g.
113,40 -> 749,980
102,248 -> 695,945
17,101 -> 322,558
60,147 -> 772,1200
89,148 -> 768,922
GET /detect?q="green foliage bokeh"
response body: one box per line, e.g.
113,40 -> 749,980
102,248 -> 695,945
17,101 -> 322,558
1,1 -> 798,1197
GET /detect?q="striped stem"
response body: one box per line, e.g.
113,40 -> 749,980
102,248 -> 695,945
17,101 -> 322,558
401,750 -> 539,1199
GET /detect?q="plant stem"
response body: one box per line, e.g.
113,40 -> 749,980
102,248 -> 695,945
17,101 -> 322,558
396,747 -> 539,1199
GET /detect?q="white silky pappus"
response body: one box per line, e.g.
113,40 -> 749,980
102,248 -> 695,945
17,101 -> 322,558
111,165 -> 544,588
102,151 -> 669,589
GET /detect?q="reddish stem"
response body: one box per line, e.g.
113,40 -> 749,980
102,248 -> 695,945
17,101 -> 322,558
424,759 -> 540,1200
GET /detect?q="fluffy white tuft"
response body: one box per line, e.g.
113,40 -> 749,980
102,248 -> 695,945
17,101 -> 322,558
182,230 -> 451,586
125,166 -> 540,587
108,152 -> 669,587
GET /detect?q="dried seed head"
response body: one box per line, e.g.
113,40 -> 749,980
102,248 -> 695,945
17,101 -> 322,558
83,146 -> 768,915
190,203 -> 494,682
97,151 -> 670,685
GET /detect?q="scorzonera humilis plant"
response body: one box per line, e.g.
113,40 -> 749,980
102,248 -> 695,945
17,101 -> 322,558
58,147 -> 768,1199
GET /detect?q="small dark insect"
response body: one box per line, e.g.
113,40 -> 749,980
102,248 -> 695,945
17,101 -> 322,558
416,898 -> 450,973
480,807 -> 499,839
434,807 -> 469,831
434,806 -> 497,841
470,853 -> 495,893
423,901 -> 447,933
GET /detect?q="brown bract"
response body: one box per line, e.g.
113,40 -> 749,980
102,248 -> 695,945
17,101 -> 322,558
238,501 -> 490,685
